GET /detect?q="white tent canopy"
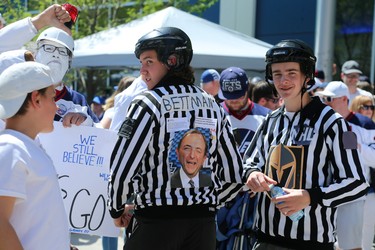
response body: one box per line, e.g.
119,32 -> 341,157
72,7 -> 272,71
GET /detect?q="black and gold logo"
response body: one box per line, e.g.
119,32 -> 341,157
265,144 -> 304,189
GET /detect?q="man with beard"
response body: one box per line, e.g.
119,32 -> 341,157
219,66 -> 270,157
216,67 -> 269,249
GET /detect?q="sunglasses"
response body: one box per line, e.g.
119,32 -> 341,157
359,105 -> 375,111
265,97 -> 280,104
322,96 -> 340,103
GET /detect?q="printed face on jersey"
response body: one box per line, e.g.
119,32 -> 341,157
139,50 -> 169,89
271,62 -> 307,100
176,130 -> 207,178
36,40 -> 70,83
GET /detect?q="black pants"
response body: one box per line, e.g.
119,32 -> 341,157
124,216 -> 216,250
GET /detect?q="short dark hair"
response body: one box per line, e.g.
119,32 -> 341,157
252,80 -> 278,103
15,87 -> 49,116
177,129 -> 208,156
265,39 -> 316,87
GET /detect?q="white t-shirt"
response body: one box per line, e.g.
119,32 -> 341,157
103,106 -> 115,120
0,130 -> 70,250
350,123 -> 375,181
0,119 -> 5,131
110,76 -> 148,132
349,88 -> 374,106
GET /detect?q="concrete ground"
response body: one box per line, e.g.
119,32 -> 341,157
70,232 -> 375,250
71,232 -> 124,250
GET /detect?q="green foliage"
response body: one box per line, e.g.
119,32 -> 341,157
0,0 -> 218,101
0,0 -> 31,21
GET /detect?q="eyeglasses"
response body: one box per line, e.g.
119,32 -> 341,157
38,44 -> 69,56
322,96 -> 340,103
265,97 -> 280,104
359,105 -> 375,111
344,74 -> 360,79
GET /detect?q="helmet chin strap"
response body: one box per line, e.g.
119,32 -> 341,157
300,77 -> 308,110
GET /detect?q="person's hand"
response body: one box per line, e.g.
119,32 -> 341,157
70,244 -> 79,250
246,171 -> 277,192
272,188 -> 310,216
113,204 -> 135,228
62,112 -> 87,127
31,4 -> 72,34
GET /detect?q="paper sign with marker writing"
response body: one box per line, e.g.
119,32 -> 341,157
39,122 -> 119,237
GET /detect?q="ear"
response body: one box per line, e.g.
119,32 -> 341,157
30,91 -> 42,108
68,57 -> 72,70
258,98 -> 267,106
167,54 -> 177,67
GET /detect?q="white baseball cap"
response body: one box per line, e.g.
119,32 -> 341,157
0,62 -> 55,119
315,81 -> 349,98
341,60 -> 362,75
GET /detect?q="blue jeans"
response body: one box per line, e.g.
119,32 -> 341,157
102,236 -> 118,250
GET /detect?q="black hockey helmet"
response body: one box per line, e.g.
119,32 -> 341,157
265,39 -> 316,86
134,27 -> 193,71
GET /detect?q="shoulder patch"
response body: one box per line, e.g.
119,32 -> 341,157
118,118 -> 136,139
342,131 -> 357,149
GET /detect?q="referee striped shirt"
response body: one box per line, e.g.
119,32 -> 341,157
243,97 -> 368,244
108,83 -> 244,218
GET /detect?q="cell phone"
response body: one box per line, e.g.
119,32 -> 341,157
62,3 -> 79,29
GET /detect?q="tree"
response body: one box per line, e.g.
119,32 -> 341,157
0,0 -> 218,101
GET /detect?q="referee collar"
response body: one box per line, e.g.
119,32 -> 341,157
272,96 -> 325,120
153,75 -> 194,90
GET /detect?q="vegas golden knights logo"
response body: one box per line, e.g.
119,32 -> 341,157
265,144 -> 304,189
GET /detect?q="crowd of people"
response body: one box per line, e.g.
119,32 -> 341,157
0,3 -> 375,250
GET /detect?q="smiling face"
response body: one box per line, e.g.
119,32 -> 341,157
341,73 -> 360,89
358,101 -> 374,119
36,40 -> 70,83
176,132 -> 207,178
271,62 -> 310,109
139,50 -> 169,89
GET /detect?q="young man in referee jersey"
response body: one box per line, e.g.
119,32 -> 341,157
243,39 -> 368,250
108,27 -> 244,250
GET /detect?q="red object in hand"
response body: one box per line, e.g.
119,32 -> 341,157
62,3 -> 79,29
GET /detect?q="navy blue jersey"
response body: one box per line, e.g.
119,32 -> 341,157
55,86 -> 99,123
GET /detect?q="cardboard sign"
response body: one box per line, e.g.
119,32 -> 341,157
39,122 -> 120,237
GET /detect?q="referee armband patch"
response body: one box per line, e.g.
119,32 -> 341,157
342,131 -> 357,149
118,118 -> 136,139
